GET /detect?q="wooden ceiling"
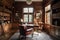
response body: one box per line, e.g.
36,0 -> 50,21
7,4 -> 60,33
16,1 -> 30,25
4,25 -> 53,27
0,0 -> 51,8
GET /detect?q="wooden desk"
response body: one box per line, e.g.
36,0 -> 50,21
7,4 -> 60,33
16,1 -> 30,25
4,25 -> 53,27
19,25 -> 39,35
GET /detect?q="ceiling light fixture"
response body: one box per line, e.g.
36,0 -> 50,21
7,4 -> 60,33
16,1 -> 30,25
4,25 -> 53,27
26,0 -> 32,5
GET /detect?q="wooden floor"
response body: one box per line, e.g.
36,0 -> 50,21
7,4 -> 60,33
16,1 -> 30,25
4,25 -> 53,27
9,31 -> 57,40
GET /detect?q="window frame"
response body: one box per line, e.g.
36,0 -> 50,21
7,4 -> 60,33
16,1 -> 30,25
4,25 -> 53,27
23,7 -> 34,23
23,7 -> 34,13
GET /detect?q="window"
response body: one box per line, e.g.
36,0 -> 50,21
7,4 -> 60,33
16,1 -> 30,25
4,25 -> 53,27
29,8 -> 33,13
24,14 -> 28,22
23,7 -> 33,13
24,14 -> 33,23
29,14 -> 33,22
45,4 -> 51,24
23,8 -> 28,13
23,7 -> 33,23
45,4 -> 51,12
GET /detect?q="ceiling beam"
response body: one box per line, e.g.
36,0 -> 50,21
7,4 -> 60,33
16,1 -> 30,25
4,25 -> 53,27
15,0 -> 43,2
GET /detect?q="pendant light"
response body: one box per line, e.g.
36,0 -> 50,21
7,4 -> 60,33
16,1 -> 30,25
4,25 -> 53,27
26,0 -> 32,5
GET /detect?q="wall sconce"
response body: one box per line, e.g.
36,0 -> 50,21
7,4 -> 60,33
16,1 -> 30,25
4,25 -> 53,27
26,0 -> 32,5
21,19 -> 23,22
16,13 -> 18,16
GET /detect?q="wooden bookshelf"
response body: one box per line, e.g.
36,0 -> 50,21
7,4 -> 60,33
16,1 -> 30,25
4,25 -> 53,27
0,11 -> 11,21
52,1 -> 60,26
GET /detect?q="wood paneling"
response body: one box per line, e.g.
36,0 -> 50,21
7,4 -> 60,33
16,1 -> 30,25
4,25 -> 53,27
15,2 -> 43,18
0,0 -> 14,8
44,0 -> 52,7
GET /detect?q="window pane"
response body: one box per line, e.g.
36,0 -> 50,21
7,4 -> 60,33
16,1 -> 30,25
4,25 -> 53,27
45,4 -> 51,11
24,15 -> 28,22
29,15 -> 33,22
23,8 -> 28,13
29,8 -> 33,13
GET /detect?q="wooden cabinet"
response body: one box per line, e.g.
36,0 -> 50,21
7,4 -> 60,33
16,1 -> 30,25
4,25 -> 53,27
50,1 -> 60,38
52,1 -> 60,26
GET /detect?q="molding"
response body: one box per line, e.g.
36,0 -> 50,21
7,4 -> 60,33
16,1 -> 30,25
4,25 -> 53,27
15,0 -> 43,2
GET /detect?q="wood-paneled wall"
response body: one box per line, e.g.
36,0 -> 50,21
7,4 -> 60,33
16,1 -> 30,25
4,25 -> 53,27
44,0 -> 52,7
0,0 -> 14,8
15,1 -> 43,19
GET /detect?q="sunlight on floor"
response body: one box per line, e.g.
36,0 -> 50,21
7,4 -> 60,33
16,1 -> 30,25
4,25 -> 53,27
26,31 -> 53,40
10,31 -> 53,40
